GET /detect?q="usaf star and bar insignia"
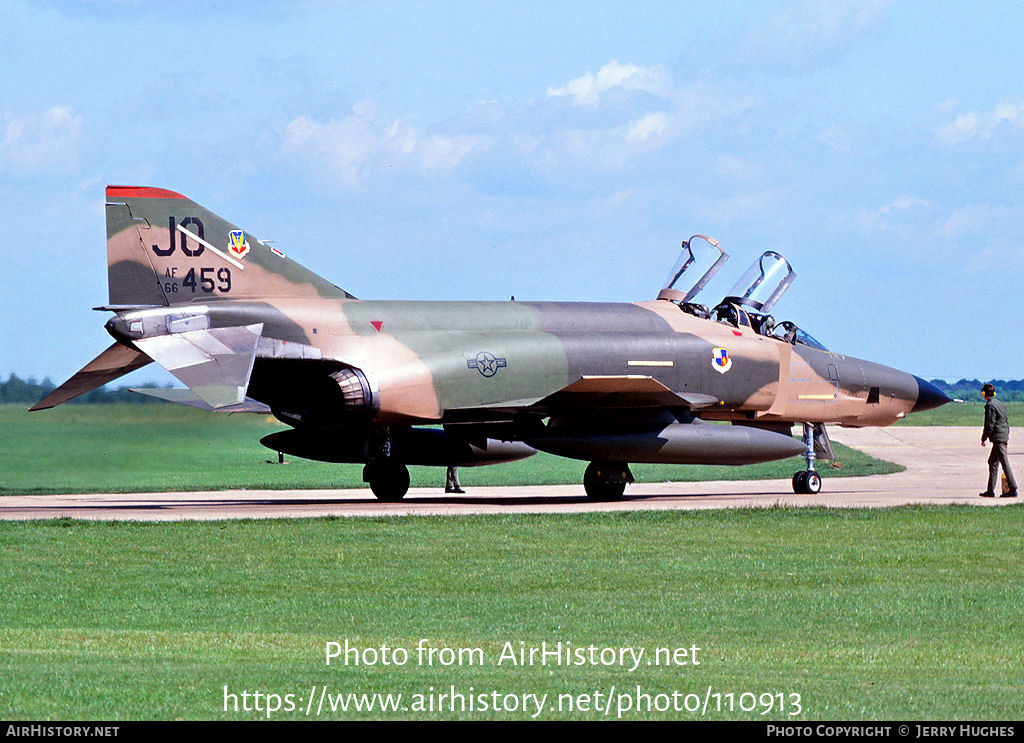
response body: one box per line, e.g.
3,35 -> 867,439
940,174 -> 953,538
467,351 -> 508,378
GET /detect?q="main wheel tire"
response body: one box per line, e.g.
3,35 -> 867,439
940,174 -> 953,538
364,462 -> 410,502
583,461 -> 628,501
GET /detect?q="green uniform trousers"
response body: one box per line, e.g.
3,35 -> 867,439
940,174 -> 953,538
988,441 -> 1017,494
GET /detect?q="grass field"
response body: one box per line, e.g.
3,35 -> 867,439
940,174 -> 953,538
1,403 -> 904,495
3,401 -> 1019,720
1,508 -> 1022,720
893,401 -> 1024,427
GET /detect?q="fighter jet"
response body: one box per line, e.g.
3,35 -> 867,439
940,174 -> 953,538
32,186 -> 949,500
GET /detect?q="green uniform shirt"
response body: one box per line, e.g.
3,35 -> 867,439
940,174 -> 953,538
983,397 -> 1011,443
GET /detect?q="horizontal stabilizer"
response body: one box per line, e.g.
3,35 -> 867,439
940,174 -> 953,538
131,387 -> 271,413
532,375 -> 718,411
133,324 -> 263,409
30,342 -> 152,411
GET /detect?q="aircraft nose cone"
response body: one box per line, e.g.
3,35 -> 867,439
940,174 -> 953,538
912,376 -> 951,413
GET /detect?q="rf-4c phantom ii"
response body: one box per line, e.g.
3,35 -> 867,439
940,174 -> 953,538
32,186 -> 949,500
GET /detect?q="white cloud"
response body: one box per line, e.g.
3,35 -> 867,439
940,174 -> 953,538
282,61 -> 754,186
625,112 -> 672,143
861,195 -> 932,230
937,203 -> 1016,241
537,69 -> 755,170
547,60 -> 673,106
936,100 -> 1024,145
0,106 -> 82,173
281,101 -> 488,188
534,113 -> 681,172
741,0 -> 889,72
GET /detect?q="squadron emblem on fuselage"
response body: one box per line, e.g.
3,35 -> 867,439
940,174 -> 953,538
712,347 -> 732,374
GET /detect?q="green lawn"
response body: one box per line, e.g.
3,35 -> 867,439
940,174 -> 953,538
893,401 -> 1024,426
1,508 -> 1022,720
2,404 -> 1019,721
1,404 -> 900,495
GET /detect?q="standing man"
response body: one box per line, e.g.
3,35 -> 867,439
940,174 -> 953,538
980,383 -> 1017,498
445,466 -> 465,494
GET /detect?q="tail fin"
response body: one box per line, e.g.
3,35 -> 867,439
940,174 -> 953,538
105,186 -> 354,306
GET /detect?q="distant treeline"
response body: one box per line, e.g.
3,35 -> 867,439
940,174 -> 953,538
3,372 -> 1022,405
1,373 -> 166,405
930,378 -> 1024,402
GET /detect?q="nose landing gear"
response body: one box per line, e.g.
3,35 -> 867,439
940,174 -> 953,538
792,422 -> 830,494
792,468 -> 822,495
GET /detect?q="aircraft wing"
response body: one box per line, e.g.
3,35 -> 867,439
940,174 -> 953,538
446,375 -> 718,418
530,375 -> 718,412
30,342 -> 152,410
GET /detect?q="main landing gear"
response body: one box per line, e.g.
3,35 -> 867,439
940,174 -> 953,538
362,426 -> 411,501
792,422 -> 822,494
584,460 -> 633,501
363,460 -> 410,501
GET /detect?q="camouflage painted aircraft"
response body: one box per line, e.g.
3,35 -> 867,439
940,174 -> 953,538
32,186 -> 949,500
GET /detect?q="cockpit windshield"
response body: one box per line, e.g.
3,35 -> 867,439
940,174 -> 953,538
657,235 -> 729,305
721,251 -> 795,314
770,320 -> 829,350
794,328 -> 828,351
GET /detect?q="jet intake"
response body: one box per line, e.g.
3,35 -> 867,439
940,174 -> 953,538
526,420 -> 805,465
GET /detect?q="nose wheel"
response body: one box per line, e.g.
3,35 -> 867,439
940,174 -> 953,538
792,469 -> 822,494
792,423 -> 823,494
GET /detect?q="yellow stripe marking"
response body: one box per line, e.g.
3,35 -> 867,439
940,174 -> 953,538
798,394 -> 836,400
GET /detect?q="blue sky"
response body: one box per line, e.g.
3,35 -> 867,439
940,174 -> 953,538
1,0 -> 1022,386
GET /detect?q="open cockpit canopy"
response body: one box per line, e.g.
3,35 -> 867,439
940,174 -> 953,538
721,250 -> 795,314
657,238 -> 826,349
657,235 -> 729,317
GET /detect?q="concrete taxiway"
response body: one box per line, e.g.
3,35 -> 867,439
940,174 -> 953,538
1,426 -> 1019,521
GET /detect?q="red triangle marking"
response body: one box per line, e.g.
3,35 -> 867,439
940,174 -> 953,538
371,321 -> 383,332
732,330 -> 743,336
